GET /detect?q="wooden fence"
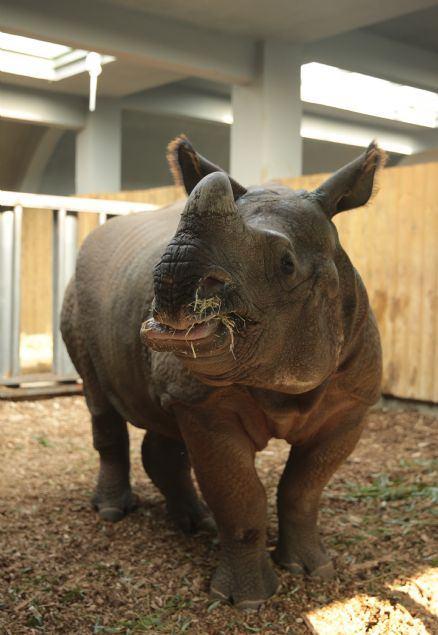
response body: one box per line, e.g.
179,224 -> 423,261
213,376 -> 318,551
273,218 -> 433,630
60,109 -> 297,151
19,163 -> 438,401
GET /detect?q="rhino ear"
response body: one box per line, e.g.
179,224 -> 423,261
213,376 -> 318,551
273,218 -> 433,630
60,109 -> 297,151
167,135 -> 247,200
313,141 -> 386,218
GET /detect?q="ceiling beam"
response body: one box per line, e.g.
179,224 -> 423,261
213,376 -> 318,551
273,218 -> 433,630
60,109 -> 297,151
123,86 -> 232,124
0,0 -> 256,85
273,0 -> 438,43
122,86 -> 426,155
302,31 -> 438,92
0,83 -> 86,129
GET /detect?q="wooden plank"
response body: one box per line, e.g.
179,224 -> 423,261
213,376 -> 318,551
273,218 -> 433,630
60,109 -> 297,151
0,372 -> 78,386
88,184 -> 185,207
420,163 -> 438,401
77,212 -> 99,246
0,382 -> 83,400
20,208 -> 52,337
374,166 -> 396,397
389,166 -> 408,398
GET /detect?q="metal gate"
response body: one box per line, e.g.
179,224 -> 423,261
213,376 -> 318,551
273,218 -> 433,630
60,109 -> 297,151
0,191 -> 157,397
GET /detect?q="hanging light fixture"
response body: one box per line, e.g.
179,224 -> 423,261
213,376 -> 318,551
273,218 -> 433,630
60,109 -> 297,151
85,52 -> 103,112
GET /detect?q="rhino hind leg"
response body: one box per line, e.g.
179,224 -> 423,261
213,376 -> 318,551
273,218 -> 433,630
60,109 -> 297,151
90,407 -> 138,522
273,414 -> 366,578
141,431 -> 215,534
61,279 -> 137,523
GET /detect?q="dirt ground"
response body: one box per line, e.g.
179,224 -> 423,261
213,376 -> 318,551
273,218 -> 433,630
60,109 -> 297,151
0,397 -> 436,635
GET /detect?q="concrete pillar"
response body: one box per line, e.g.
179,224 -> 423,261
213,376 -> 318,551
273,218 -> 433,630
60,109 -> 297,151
230,41 -> 302,185
75,100 -> 121,194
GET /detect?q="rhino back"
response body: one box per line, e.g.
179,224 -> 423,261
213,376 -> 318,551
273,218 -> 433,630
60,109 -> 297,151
73,203 -> 183,427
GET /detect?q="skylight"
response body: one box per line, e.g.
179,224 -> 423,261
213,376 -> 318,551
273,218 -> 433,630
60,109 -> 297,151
301,63 -> 438,129
0,32 -> 70,59
0,31 -> 114,81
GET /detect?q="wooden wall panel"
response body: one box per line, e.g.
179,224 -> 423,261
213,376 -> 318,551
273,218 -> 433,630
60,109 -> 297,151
89,185 -> 185,208
21,208 -> 52,336
77,213 -> 99,247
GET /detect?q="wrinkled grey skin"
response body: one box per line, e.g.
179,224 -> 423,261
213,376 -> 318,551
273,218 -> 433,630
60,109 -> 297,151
62,137 -> 383,609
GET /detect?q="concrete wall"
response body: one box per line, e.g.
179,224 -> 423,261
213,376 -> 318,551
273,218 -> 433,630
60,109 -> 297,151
121,111 -> 230,190
0,119 -> 47,190
303,138 -> 401,173
39,130 -> 76,195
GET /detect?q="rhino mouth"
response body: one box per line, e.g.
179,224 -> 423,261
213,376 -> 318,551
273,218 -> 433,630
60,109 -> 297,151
142,315 -> 220,342
141,312 -> 244,358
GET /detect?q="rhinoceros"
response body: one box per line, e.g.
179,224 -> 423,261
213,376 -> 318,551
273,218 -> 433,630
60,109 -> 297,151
61,136 -> 383,609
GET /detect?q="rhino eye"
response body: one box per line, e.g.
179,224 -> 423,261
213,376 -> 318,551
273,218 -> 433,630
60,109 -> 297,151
280,251 -> 295,275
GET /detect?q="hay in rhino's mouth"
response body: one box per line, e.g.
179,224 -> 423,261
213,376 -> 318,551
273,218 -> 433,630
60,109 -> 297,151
141,311 -> 243,359
142,315 -> 219,342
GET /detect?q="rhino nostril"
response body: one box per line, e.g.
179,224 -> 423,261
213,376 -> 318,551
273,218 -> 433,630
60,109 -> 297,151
197,276 -> 226,298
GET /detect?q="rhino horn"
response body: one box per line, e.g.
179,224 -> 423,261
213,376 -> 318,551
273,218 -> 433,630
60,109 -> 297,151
179,171 -> 245,232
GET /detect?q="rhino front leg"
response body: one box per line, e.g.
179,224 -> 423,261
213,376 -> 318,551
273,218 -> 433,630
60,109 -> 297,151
273,414 -> 365,577
91,408 -> 138,522
179,409 -> 278,610
141,431 -> 215,533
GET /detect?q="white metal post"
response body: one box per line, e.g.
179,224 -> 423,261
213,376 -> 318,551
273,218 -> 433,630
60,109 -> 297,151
11,205 -> 22,377
0,210 -> 14,378
0,206 -> 22,380
52,209 -> 78,377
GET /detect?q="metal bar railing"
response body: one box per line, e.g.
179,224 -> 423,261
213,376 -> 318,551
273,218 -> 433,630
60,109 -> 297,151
0,191 -> 156,214
0,190 -> 158,387
11,205 -> 22,378
52,209 -> 78,376
0,205 -> 22,379
0,209 -> 14,378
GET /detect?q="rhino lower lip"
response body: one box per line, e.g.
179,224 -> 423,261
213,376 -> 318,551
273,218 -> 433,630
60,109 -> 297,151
142,316 -> 220,342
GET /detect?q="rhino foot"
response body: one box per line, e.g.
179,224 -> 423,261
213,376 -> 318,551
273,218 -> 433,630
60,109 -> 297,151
166,499 -> 217,534
272,542 -> 334,579
91,488 -> 139,523
210,553 -> 279,610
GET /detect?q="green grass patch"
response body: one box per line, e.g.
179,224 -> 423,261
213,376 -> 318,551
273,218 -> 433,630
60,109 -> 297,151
344,472 -> 438,503
94,594 -> 193,633
61,587 -> 86,604
33,435 -> 52,447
